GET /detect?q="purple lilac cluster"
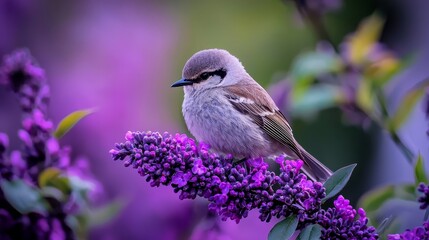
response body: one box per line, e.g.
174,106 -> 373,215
110,131 -> 298,223
0,49 -> 68,182
417,183 -> 429,210
0,49 -> 100,239
317,195 -> 378,239
388,221 -> 429,240
110,130 -> 378,239
259,156 -> 325,224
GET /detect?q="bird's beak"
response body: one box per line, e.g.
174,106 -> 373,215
171,78 -> 193,87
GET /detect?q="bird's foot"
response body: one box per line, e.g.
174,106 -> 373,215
233,158 -> 247,167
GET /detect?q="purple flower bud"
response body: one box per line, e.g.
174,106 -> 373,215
192,159 -> 207,175
172,171 -> 191,187
125,131 -> 134,141
418,183 -> 429,210
46,138 -> 60,155
18,129 -> 32,147
317,195 -> 377,239
49,219 -> 66,240
33,109 -> 53,130
388,221 -> 429,240
251,170 -> 265,183
10,151 -> 26,170
37,218 -> 50,233
247,157 -> 265,168
0,132 -> 9,153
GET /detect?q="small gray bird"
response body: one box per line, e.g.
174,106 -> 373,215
171,49 -> 332,182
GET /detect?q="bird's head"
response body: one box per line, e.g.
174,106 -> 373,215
171,49 -> 249,93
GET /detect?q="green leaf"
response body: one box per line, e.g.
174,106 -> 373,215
0,179 -> 48,214
69,175 -> 97,194
66,200 -> 124,240
358,186 -> 394,214
347,14 -> 384,65
366,55 -> 411,87
38,167 -> 61,187
388,80 -> 429,131
51,177 -> 72,195
290,51 -> 342,99
377,217 -> 393,235
87,200 -> 123,228
323,164 -> 357,201
291,85 -> 342,118
415,154 -> 428,185
356,78 -> 374,113
68,175 -> 98,208
358,184 -> 416,216
39,168 -> 72,195
40,186 -> 65,202
268,215 -> 299,240
66,215 -> 88,240
291,52 -> 342,82
378,218 -> 401,240
296,224 -> 322,240
54,109 -> 94,139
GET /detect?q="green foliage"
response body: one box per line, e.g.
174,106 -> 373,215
291,51 -> 342,98
38,167 -> 61,187
87,200 -> 123,228
296,224 -> 322,240
54,109 -> 94,139
376,217 -> 394,235
388,80 -> 429,132
1,179 -> 48,214
268,215 -> 298,240
40,186 -> 66,202
39,168 -> 72,197
3,166 -> 119,238
346,14 -> 384,66
291,52 -> 341,81
414,154 -> 428,185
356,78 -> 375,114
358,184 -> 416,218
67,200 -> 124,240
291,85 -> 342,118
323,164 -> 357,202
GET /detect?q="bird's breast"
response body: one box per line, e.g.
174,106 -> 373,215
182,90 -> 273,158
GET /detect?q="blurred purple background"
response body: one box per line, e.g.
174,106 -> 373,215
1,0 -> 429,239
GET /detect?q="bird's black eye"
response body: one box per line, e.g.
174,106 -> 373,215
213,69 -> 227,79
200,72 -> 210,80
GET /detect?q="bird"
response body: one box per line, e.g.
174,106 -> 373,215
171,49 -> 332,182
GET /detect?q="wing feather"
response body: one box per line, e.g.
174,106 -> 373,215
225,84 -> 302,158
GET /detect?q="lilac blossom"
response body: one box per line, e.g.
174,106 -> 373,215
259,156 -> 325,224
0,49 -> 103,239
111,130 -> 282,223
110,130 -> 378,238
417,183 -> 429,210
317,195 -> 378,239
110,131 -> 323,223
0,49 -> 60,182
388,221 -> 429,240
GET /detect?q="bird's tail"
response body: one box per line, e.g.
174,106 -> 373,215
297,144 -> 332,183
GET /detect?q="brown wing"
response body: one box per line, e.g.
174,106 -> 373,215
224,84 -> 303,159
